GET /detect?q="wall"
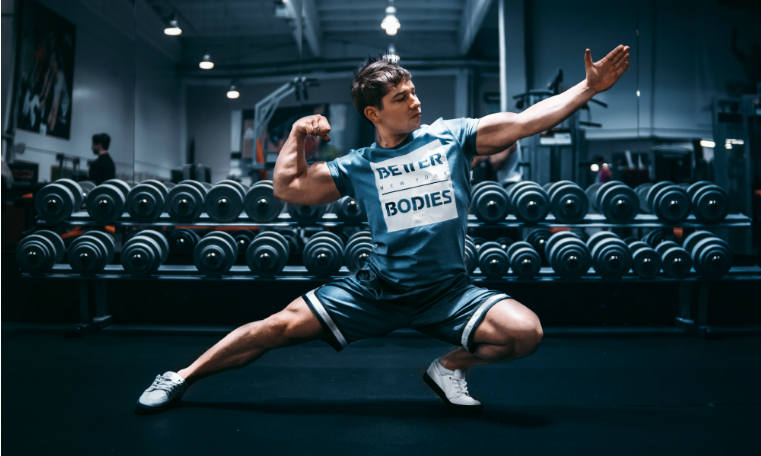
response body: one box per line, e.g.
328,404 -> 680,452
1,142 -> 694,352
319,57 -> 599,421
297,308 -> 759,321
184,73 -> 457,183
5,0 -> 183,182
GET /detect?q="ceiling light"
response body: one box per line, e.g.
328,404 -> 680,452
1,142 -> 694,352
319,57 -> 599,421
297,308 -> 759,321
700,140 -> 715,148
227,83 -> 240,99
381,1 -> 400,36
199,53 -> 214,70
164,15 -> 182,36
385,43 -> 400,63
590,164 -> 600,172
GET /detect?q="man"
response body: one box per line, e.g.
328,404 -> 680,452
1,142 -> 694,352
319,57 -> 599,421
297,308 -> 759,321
89,133 -> 115,185
137,45 -> 630,414
471,141 -> 520,185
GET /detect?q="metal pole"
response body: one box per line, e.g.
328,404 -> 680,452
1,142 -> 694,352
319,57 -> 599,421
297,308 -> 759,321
498,0 -> 507,113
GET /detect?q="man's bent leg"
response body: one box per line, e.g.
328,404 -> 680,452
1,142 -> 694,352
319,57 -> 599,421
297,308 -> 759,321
177,296 -> 327,383
439,299 -> 543,372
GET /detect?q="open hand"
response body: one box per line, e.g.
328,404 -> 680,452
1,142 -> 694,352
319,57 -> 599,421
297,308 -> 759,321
585,45 -> 630,94
292,114 -> 331,142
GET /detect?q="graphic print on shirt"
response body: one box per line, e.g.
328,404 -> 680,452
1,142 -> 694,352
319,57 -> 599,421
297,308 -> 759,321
370,140 -> 458,233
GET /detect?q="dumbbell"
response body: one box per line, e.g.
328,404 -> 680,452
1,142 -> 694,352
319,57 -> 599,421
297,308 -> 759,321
686,181 -> 729,224
168,229 -> 200,254
506,241 -> 542,279
476,241 -> 510,278
682,231 -> 733,279
246,231 -> 291,276
35,179 -> 84,224
627,241 -> 662,279
495,237 -> 514,252
288,202 -> 329,225
205,180 -> 247,222
334,196 -> 366,224
653,241 -> 692,278
463,236 -> 478,274
587,181 -> 638,224
126,180 -> 168,222
193,231 -> 239,276
345,231 -> 373,272
67,231 -> 115,275
526,228 -> 552,261
642,229 -> 666,248
634,181 -> 691,223
586,231 -> 632,279
121,230 -> 169,276
506,181 -> 550,223
85,179 -> 131,224
545,231 -> 592,279
543,181 -> 589,224
16,230 -> 65,274
167,180 -> 207,222
244,180 -> 284,223
231,230 -> 255,252
471,181 -> 510,223
303,231 -> 345,276
78,182 -> 95,209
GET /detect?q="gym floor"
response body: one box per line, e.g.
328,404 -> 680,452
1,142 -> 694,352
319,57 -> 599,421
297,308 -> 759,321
2,325 -> 759,455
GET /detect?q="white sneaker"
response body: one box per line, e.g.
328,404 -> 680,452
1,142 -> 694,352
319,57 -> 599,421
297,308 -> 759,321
423,358 -> 483,413
136,371 -> 187,414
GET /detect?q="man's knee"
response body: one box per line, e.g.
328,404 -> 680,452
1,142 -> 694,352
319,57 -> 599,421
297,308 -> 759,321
478,299 -> 543,357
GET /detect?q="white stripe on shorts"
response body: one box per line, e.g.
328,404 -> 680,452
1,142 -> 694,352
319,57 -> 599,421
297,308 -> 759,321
461,294 -> 509,350
306,289 -> 348,349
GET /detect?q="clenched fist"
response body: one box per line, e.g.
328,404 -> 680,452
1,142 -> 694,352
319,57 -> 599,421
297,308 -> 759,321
292,114 -> 331,142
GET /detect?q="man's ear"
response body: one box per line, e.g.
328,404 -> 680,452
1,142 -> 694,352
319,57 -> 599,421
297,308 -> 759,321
364,106 -> 379,123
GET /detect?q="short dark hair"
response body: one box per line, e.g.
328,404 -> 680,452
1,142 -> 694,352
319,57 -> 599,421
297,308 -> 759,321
351,55 -> 411,122
92,133 -> 111,150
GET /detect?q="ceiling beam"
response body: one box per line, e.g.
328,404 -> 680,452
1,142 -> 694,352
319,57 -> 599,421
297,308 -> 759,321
320,12 -> 462,22
284,0 -> 303,54
458,0 -> 492,55
318,0 -> 463,12
302,0 -> 323,57
323,24 -> 459,33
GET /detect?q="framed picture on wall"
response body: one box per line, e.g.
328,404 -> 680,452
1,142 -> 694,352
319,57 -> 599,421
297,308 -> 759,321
15,0 -> 76,140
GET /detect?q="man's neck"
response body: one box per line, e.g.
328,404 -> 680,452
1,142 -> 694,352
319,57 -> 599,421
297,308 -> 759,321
375,130 -> 410,149
99,150 -> 109,155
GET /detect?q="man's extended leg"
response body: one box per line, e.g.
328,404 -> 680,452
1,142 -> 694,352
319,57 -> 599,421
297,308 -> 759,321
177,297 -> 327,383
136,297 -> 326,413
439,298 -> 543,371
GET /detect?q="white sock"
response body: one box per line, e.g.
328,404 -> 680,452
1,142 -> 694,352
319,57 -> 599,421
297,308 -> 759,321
437,358 -> 454,373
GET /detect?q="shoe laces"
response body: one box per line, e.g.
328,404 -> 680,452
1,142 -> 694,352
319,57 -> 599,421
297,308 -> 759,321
147,375 -> 181,393
449,371 -> 470,397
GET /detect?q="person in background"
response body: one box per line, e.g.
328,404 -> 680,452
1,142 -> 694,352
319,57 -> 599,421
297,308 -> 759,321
89,133 -> 115,185
592,155 -> 612,184
470,141 -> 520,185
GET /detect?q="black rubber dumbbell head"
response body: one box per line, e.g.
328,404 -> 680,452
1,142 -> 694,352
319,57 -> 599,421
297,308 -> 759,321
127,183 -> 165,222
204,183 -> 244,222
167,182 -> 205,222
472,182 -> 510,223
135,230 -> 169,264
303,231 -> 345,276
595,181 -> 638,224
169,229 -> 200,254
627,240 -> 662,279
35,183 -> 76,224
244,181 -> 283,223
17,232 -> 63,274
67,231 -> 115,275
247,231 -> 290,276
545,231 -> 591,279
655,241 -> 692,278
547,181 -> 588,224
335,196 -> 366,224
687,182 -> 728,224
508,182 -> 550,224
86,182 -> 128,224
288,203 -> 328,225
231,230 -> 255,252
648,182 -> 690,223
476,241 -> 510,278
345,233 -> 373,272
506,241 -> 541,279
121,234 -> 163,276
194,231 -> 238,276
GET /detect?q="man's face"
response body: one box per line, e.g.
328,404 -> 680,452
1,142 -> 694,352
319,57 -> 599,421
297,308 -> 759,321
92,143 -> 101,154
367,78 -> 421,134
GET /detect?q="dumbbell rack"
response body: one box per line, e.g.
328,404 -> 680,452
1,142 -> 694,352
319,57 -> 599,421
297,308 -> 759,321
25,210 -> 759,338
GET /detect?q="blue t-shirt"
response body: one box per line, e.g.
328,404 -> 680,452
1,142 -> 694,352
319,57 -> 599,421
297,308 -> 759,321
327,117 -> 479,290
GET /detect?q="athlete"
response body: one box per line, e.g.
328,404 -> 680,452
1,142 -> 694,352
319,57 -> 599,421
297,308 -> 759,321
137,45 -> 630,414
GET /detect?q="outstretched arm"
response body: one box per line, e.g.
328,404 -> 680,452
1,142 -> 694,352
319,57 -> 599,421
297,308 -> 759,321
273,114 -> 342,205
475,45 -> 630,156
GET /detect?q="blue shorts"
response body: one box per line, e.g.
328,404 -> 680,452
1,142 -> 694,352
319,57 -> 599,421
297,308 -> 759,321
302,269 -> 510,353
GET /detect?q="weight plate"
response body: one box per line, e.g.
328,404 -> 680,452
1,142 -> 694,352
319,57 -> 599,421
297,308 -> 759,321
545,231 -> 580,267
686,181 -> 711,201
512,184 -> 550,223
288,203 -> 327,225
634,183 -> 654,213
654,240 -> 679,257
506,241 -> 541,279
194,232 -> 237,275
526,229 -> 552,258
17,235 -> 57,274
495,237 -> 514,251
303,234 -> 344,276
692,185 -> 728,224
35,183 -> 75,224
36,230 -> 65,263
230,230 -> 255,252
586,231 -> 619,253
244,183 -> 283,223
179,180 -> 209,197
103,179 -> 132,196
335,196 -> 366,224
590,239 -> 631,279
86,231 -> 115,264
167,184 -> 205,221
645,181 -> 673,214
309,231 -> 346,250
598,182 -> 638,223
122,236 -> 161,275
546,180 -> 575,198
651,185 -> 690,223
477,241 -> 510,278
86,184 -> 127,224
68,235 -> 109,274
205,183 -> 244,222
660,245 -> 692,278
348,231 -> 373,245
218,179 -> 248,196
253,180 -> 274,187
169,229 -> 199,254
136,230 -> 170,264
549,183 -> 588,223
505,181 -> 534,201
247,232 -> 289,276
692,237 -> 732,279
55,179 -> 84,210
473,183 -> 509,223
140,180 -> 169,202
628,241 -> 651,252
631,245 -> 662,279
127,184 -> 164,222
585,182 -> 603,211
682,231 -> 714,256
548,238 -> 590,279
345,238 -> 373,273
